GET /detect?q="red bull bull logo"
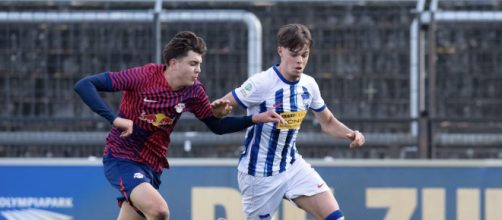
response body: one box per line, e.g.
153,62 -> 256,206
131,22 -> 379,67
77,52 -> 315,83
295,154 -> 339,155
139,111 -> 174,127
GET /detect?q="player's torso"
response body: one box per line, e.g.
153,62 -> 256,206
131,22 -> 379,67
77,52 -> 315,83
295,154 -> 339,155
240,69 -> 317,176
108,64 -> 200,133
121,84 -> 193,132
248,70 -> 315,133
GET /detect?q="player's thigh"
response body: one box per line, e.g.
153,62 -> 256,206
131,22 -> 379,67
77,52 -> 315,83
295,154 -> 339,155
293,191 -> 340,220
285,159 -> 339,219
285,158 -> 330,199
238,172 -> 286,220
118,201 -> 145,220
129,182 -> 169,216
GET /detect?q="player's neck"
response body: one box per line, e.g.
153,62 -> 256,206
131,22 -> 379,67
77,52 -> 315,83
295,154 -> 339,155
164,69 -> 184,91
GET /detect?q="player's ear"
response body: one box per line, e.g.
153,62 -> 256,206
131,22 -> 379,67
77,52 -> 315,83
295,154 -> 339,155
168,58 -> 177,68
277,47 -> 283,56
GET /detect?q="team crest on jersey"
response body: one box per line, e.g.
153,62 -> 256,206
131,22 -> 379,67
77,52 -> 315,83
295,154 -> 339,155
302,98 -> 310,109
175,103 -> 185,113
139,111 -> 174,127
302,91 -> 311,108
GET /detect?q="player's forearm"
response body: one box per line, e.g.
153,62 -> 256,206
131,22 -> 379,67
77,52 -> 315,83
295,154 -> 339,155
202,115 -> 254,135
223,92 -> 239,108
321,116 -> 354,140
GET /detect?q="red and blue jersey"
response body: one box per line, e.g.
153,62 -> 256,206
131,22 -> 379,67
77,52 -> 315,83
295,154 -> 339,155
104,63 -> 213,172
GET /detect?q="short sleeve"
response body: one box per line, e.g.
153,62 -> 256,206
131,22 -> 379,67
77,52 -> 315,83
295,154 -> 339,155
232,73 -> 267,108
309,78 -> 326,112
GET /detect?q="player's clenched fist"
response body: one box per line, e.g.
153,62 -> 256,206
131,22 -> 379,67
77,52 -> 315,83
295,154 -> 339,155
347,130 -> 365,148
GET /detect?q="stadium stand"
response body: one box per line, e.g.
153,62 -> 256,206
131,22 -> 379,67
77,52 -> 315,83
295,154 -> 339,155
0,0 -> 501,159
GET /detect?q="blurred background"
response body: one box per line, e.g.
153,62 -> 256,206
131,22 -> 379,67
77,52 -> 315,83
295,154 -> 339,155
1,0 -> 501,160
1,0 -> 502,220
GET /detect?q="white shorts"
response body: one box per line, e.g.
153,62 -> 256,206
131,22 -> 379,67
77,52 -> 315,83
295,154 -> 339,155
237,158 -> 330,220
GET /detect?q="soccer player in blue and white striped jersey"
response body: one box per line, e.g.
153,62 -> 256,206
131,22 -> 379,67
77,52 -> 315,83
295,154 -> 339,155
217,24 -> 365,220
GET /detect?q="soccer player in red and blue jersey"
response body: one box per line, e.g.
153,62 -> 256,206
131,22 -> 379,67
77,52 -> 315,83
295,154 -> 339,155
74,31 -> 284,220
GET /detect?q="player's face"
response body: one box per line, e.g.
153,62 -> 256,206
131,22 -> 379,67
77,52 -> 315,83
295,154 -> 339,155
277,45 -> 310,81
174,50 -> 203,87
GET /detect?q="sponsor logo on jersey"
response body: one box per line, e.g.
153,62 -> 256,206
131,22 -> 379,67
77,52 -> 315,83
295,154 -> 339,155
277,110 -> 307,129
143,97 -> 158,103
139,111 -> 174,127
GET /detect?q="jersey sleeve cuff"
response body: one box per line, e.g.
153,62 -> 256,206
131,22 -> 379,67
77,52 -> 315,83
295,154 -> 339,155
310,105 -> 326,112
232,89 -> 248,109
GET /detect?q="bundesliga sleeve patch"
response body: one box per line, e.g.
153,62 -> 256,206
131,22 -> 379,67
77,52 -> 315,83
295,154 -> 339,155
237,81 -> 255,98
277,110 -> 307,129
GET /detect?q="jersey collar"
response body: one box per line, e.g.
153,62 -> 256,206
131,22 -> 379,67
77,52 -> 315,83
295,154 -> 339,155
273,65 -> 300,85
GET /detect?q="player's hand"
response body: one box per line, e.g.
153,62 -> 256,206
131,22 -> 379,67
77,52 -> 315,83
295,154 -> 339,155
347,130 -> 365,148
112,117 -> 133,138
211,99 -> 233,118
252,110 -> 287,124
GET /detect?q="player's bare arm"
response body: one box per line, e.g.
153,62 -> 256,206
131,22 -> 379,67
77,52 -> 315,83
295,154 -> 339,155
221,92 -> 239,108
313,108 -> 365,148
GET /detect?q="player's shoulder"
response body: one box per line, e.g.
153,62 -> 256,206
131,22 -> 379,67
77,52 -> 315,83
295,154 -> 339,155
141,63 -> 164,74
251,68 -> 273,79
192,80 -> 205,89
112,63 -> 163,76
300,72 -> 316,82
190,80 -> 208,94
299,73 -> 319,86
248,67 -> 277,85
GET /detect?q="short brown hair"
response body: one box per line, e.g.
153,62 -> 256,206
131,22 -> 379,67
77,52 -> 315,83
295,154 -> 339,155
163,31 -> 207,65
276,24 -> 312,52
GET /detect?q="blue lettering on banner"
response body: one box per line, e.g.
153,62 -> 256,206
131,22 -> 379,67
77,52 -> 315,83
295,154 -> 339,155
0,160 -> 501,220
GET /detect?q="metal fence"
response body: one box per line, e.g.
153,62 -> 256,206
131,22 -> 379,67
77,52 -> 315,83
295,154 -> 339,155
0,0 -> 501,159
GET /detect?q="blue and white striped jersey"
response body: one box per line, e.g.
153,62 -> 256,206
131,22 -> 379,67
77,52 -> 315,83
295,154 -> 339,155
232,65 -> 326,177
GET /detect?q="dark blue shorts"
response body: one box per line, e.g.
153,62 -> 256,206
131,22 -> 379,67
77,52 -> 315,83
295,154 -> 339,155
103,153 -> 162,209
